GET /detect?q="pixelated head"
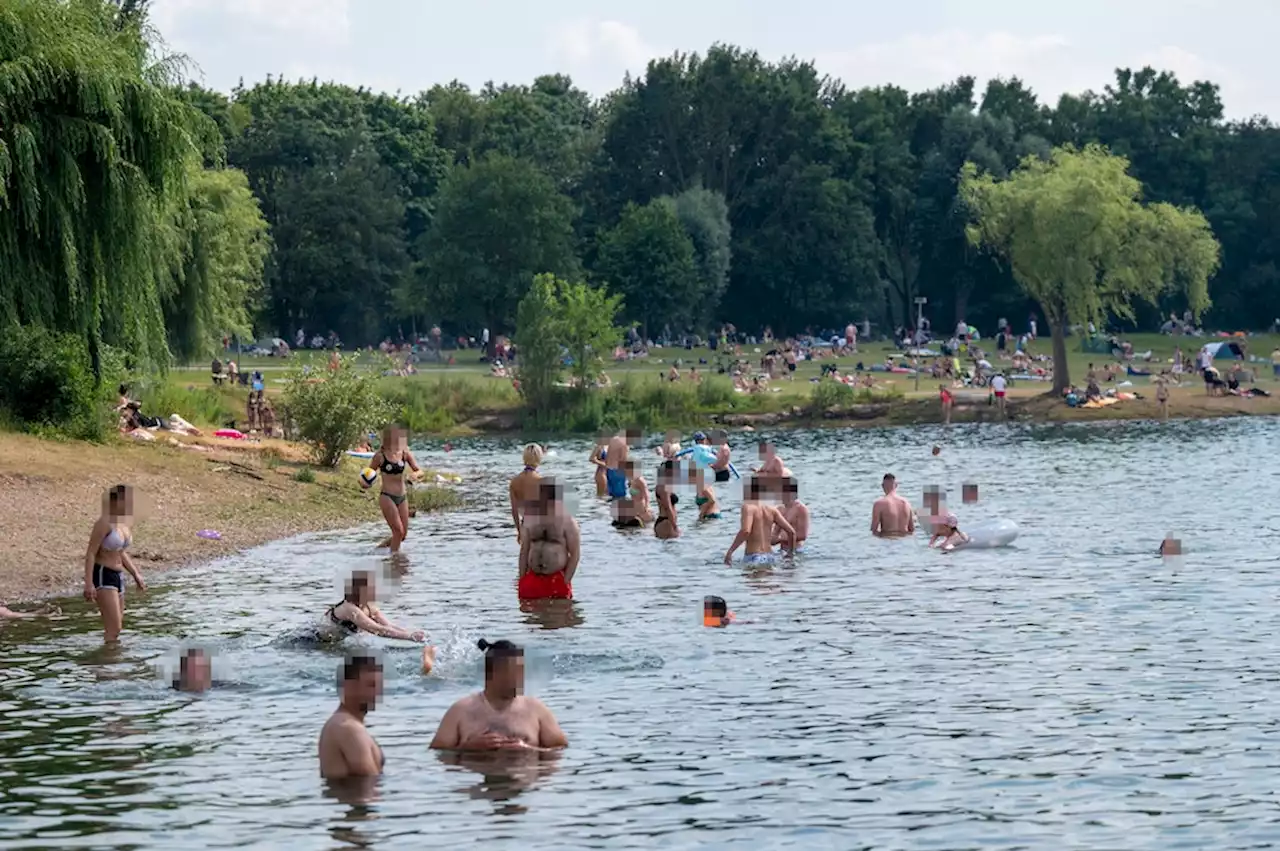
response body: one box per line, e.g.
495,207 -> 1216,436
961,483 -> 979,503
340,653 -> 384,711
757,441 -> 775,460
664,429 -> 681,445
781,476 -> 799,504
693,431 -> 709,445
345,570 -> 376,605
104,484 -> 135,517
381,423 -> 406,450
745,475 -> 768,501
477,638 -> 524,697
538,477 -> 563,507
174,647 -> 212,693
625,427 -> 641,443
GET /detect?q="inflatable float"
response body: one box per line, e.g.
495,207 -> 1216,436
674,445 -> 741,479
213,428 -> 245,440
951,519 -> 1019,550
346,450 -> 375,459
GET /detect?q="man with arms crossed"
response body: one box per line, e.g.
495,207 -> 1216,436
871,473 -> 916,538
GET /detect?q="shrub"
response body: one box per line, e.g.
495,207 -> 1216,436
0,326 -> 102,437
293,467 -> 316,483
809,378 -> 856,411
283,357 -> 394,466
407,485 -> 463,513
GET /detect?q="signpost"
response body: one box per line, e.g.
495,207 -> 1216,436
914,297 -> 928,392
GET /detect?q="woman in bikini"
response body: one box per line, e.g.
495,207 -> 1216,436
653,460 -> 681,540
323,570 -> 435,673
509,444 -> 544,542
371,424 -> 419,553
83,485 -> 146,643
589,439 -> 608,498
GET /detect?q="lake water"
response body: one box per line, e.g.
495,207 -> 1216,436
4,419 -> 1280,850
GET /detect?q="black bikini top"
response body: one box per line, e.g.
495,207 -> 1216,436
327,603 -> 359,633
380,454 -> 406,476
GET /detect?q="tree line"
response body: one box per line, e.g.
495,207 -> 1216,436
5,0 -> 1279,379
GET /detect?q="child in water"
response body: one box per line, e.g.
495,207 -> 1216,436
703,596 -> 736,628
928,513 -> 970,551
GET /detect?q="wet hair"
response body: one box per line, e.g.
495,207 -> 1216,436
342,653 -> 382,681
477,638 -> 523,676
883,473 -> 896,485
703,596 -> 728,617
522,443 -> 544,468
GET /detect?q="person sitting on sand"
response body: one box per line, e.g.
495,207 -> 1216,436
322,570 -> 434,672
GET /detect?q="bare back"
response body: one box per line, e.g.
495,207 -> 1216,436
872,494 -> 915,537
318,710 -> 383,779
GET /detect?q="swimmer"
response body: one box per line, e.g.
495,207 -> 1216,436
518,479 -> 579,601
324,571 -> 432,669
172,647 -> 214,693
83,484 -> 146,643
0,602 -> 58,619
653,459 -> 682,539
612,460 -> 651,528
724,476 -> 795,564
509,443 -> 544,543
709,430 -> 733,484
430,639 -> 568,752
319,653 -> 385,780
753,440 -> 787,479
657,429 -> 682,460
1159,534 -> 1182,556
694,465 -> 720,520
703,595 -> 736,628
772,477 -> 809,549
871,473 -> 916,538
604,429 -> 636,501
371,424 -> 420,553
589,437 -> 608,498
928,513 -> 970,551
931,445 -> 941,456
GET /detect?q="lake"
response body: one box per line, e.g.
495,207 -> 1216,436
3,419 -> 1279,850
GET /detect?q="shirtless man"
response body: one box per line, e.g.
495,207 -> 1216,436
604,429 -> 635,501
871,473 -> 916,538
772,477 -> 810,550
318,653 -> 385,780
710,430 -> 733,484
517,479 -> 580,600
724,476 -> 796,564
430,639 -> 568,752
754,441 -> 789,480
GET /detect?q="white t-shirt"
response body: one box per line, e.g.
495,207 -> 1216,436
991,375 -> 1007,393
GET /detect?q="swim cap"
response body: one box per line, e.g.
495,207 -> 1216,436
692,431 -> 708,442
944,512 -> 958,527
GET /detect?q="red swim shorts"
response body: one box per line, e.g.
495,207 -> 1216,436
994,391 -> 1006,398
518,570 -> 573,600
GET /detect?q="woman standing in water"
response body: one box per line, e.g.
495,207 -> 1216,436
324,571 -> 435,672
371,424 -> 419,553
509,444 -> 544,542
589,439 -> 608,498
653,460 -> 682,540
83,485 -> 146,642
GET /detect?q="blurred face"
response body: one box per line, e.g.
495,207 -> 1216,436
487,656 -> 525,699
386,427 -> 405,449
105,487 -> 134,518
178,653 -> 212,692
345,667 -> 384,711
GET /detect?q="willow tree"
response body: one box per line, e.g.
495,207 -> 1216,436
0,0 -> 215,376
961,144 -> 1220,392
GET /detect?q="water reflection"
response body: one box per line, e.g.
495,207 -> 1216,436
437,750 -> 562,814
519,599 -> 584,630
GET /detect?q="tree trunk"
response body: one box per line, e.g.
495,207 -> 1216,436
1050,314 -> 1070,394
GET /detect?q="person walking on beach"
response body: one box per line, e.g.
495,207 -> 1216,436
83,484 -> 146,643
871,474 -> 916,538
319,653 -> 386,780
509,444 -> 544,543
429,639 -> 568,751
371,424 -> 420,553
1156,375 -> 1170,422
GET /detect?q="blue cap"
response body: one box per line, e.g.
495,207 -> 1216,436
693,431 -> 708,442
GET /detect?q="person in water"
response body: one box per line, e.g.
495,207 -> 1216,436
724,476 -> 796,564
871,473 -> 916,538
318,653 -> 385,780
371,424 -> 420,553
325,571 -> 434,672
928,513 -> 969,551
604,429 -> 636,501
653,459 -> 683,540
694,465 -> 720,520
612,460 -> 650,528
703,596 -> 736,628
83,484 -> 146,643
509,443 -> 544,543
172,647 -> 214,693
429,639 -> 568,751
753,441 -> 788,480
657,430 -> 682,460
518,479 -> 580,600
710,431 -> 733,483
0,602 -> 58,620
772,477 -> 809,550
589,436 -> 609,498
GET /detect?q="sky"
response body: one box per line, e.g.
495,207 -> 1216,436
150,0 -> 1279,120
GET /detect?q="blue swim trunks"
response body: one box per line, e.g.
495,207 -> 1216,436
605,467 -> 628,500
742,551 -> 777,565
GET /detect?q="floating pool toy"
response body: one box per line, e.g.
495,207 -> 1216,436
950,519 -> 1019,550
359,468 -> 378,489
197,530 -> 222,541
346,450 -> 375,459
213,429 -> 244,440
674,445 -> 741,479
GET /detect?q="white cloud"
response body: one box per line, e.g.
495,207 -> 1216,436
152,0 -> 352,45
546,19 -> 661,90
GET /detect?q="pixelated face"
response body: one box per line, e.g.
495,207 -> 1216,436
758,442 -> 774,460
962,483 -> 979,504
349,664 -> 384,709
106,486 -> 135,517
665,430 -> 680,444
178,650 -> 212,692
489,654 -> 525,697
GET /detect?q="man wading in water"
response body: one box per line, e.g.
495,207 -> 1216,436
517,479 -> 580,600
318,654 -> 385,780
430,639 -> 568,751
724,475 -> 796,564
871,473 -> 916,538
604,429 -> 636,501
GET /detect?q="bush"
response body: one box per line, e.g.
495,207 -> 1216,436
293,467 -> 316,483
809,379 -> 856,411
0,326 -> 103,437
133,381 -> 241,428
382,377 -> 518,433
407,485 -> 463,514
283,357 -> 394,466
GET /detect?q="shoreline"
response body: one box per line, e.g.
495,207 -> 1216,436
0,432 -> 463,603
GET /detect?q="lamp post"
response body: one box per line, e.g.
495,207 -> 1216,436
913,297 -> 928,392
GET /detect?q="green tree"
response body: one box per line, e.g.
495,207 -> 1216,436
961,144 -> 1220,392
0,0 -> 218,378
595,200 -> 699,337
664,187 -> 731,324
417,155 -> 579,341
513,273 -> 621,410
282,356 -> 393,467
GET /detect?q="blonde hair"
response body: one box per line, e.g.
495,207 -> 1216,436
522,443 -> 544,468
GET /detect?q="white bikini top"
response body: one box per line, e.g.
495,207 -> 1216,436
102,526 -> 131,552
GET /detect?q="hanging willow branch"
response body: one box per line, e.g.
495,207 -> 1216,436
0,0 -> 218,376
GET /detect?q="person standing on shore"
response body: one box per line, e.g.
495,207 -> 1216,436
509,444 -> 544,543
1156,375 -> 1170,422
871,474 -> 916,538
83,484 -> 146,643
319,653 -> 386,780
990,372 -> 1008,418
